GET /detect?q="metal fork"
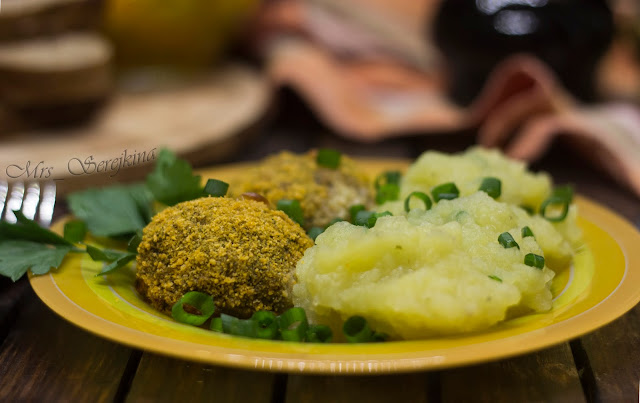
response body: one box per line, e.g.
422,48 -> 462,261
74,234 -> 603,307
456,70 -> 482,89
0,181 -> 57,227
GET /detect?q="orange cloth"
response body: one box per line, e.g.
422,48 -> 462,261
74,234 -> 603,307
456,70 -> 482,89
253,0 -> 640,198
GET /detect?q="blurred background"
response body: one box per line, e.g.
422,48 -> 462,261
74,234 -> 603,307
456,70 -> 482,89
0,0 -> 639,197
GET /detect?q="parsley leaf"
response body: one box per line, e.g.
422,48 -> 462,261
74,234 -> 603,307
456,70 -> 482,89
0,241 -> 72,281
146,148 -> 204,206
96,254 -> 137,277
67,184 -> 153,237
0,210 -> 71,245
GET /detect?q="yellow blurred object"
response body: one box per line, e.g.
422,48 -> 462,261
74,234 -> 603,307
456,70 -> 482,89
103,0 -> 259,71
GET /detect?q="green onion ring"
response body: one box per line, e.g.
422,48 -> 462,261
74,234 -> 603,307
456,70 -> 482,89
306,325 -> 333,343
307,227 -> 324,241
375,183 -> 400,204
374,171 -> 402,190
278,307 -> 309,342
171,291 -> 215,326
210,317 -> 223,332
540,185 -> 573,222
220,314 -> 257,338
343,315 -> 373,343
251,311 -> 279,340
431,182 -> 460,202
488,275 -> 502,282
479,177 -> 501,199
349,204 -> 366,222
316,148 -> 342,169
498,232 -> 519,249
540,196 -> 570,222
404,191 -> 432,212
521,226 -> 535,238
524,253 -> 545,269
204,179 -> 229,197
276,199 -> 305,227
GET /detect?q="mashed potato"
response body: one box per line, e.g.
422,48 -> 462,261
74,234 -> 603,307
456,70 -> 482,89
378,147 -> 582,253
397,147 -> 551,209
293,192 -> 560,339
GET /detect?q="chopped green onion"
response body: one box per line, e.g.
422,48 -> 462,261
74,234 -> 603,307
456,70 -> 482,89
488,275 -> 502,282
171,291 -> 215,326
355,210 -> 392,228
307,227 -> 324,241
375,183 -> 400,204
354,210 -> 375,227
251,311 -> 279,340
204,179 -> 229,197
276,199 -> 305,227
521,226 -> 535,238
306,325 -> 333,343
498,232 -> 519,249
375,171 -> 402,190
210,317 -> 223,332
278,307 -> 309,342
520,205 -> 535,215
404,191 -> 432,212
540,185 -> 573,222
316,149 -> 341,169
220,314 -> 256,337
349,204 -> 366,222
431,182 -> 460,202
327,217 -> 344,226
479,177 -> 501,199
524,253 -> 545,269
63,220 -> 87,243
343,315 -> 373,343
127,232 -> 142,253
372,332 -> 389,342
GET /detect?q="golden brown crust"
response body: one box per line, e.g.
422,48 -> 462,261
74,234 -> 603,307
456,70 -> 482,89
135,197 -> 313,318
230,150 -> 373,228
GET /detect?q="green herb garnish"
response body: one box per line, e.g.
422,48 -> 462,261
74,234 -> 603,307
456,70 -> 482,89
146,148 -> 204,206
488,275 -> 502,282
431,182 -> 459,202
404,191 -> 432,212
203,179 -> 229,197
479,177 -> 501,199
540,185 -> 573,222
498,232 -> 519,249
276,199 -> 305,227
316,149 -> 341,169
67,184 -> 153,238
524,253 -> 545,269
521,226 -> 535,238
171,291 -> 216,326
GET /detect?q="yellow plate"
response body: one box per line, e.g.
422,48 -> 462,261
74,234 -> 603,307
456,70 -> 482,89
29,159 -> 640,374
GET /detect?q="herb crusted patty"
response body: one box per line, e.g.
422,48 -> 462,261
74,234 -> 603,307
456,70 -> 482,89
135,197 -> 314,318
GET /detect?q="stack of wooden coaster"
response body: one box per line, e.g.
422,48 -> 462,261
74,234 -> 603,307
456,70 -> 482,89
0,0 -> 112,132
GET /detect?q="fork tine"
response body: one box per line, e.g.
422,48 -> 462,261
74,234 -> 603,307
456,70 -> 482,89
22,182 -> 41,221
4,182 -> 25,224
0,180 -> 8,220
38,181 -> 56,227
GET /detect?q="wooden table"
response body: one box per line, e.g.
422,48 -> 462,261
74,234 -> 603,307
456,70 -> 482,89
0,118 -> 639,402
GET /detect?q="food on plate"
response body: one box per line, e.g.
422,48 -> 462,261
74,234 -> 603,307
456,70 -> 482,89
135,196 -> 313,318
230,150 -> 373,228
377,147 -> 582,267
293,192 -> 562,339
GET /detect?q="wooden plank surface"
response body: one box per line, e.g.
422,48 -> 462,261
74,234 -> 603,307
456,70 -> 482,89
575,305 -> 640,401
0,287 -> 134,402
126,353 -> 276,403
440,343 -> 585,403
285,373 -> 432,403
